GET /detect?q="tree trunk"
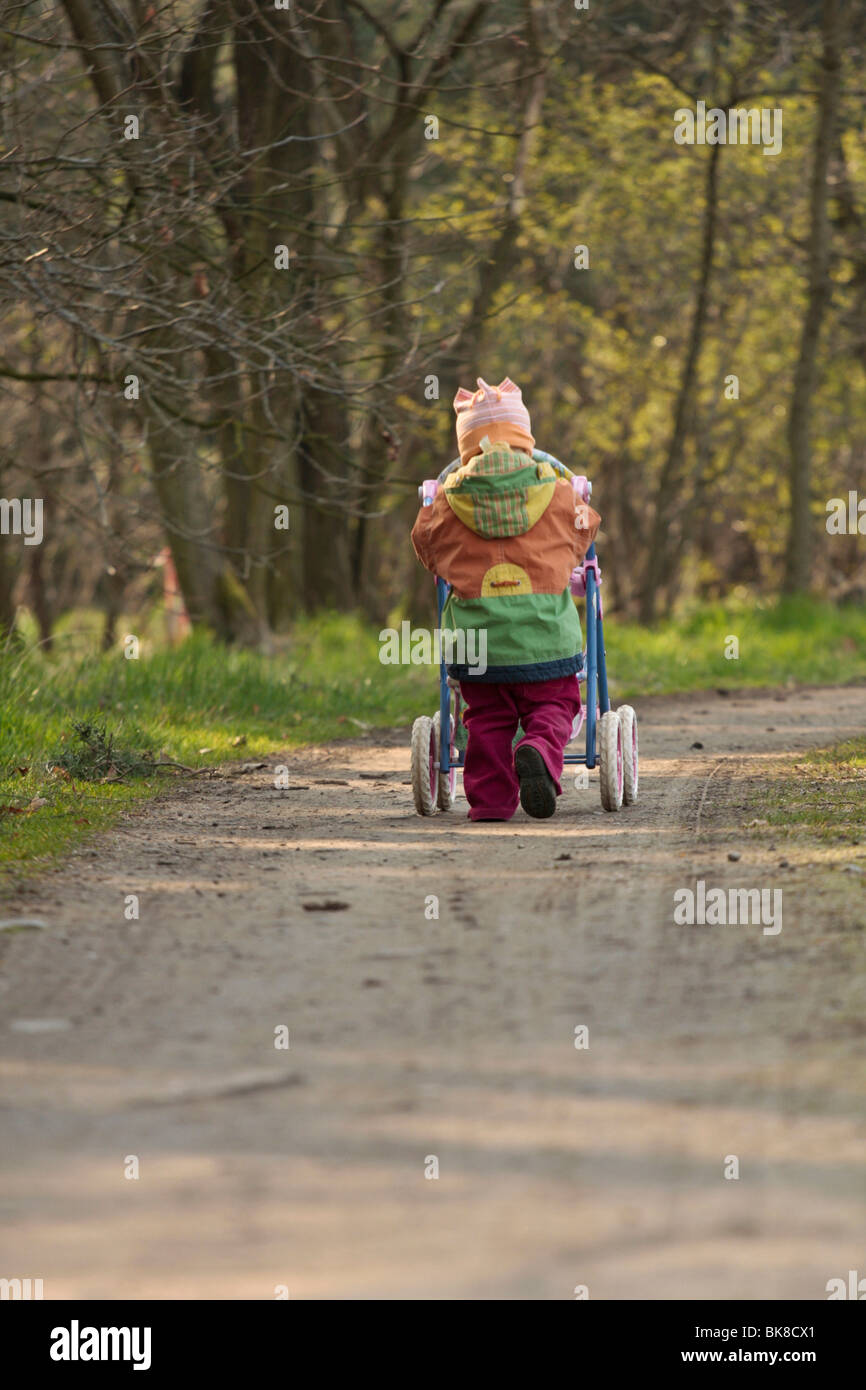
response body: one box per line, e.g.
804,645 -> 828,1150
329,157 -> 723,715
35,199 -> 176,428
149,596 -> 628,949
640,140 -> 722,623
782,0 -> 841,593
0,541 -> 18,646
61,0 -> 264,643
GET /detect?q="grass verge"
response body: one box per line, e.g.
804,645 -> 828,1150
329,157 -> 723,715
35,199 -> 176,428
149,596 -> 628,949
605,594 -> 866,698
741,737 -> 866,845
2,595 -> 864,883
0,614 -> 428,884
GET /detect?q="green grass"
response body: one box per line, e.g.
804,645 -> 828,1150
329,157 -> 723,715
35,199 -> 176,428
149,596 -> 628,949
2,594 -> 865,882
739,737 -> 866,843
605,594 -> 866,698
808,737 -> 866,775
0,614 -> 429,882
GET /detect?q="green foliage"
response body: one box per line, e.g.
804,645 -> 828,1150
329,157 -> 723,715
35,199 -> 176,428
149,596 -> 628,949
48,721 -> 159,781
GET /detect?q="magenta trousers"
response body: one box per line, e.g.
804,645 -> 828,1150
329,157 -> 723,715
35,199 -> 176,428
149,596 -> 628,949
459,675 -> 582,821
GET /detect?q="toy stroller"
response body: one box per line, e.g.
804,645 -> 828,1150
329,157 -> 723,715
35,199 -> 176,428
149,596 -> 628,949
410,448 -> 638,815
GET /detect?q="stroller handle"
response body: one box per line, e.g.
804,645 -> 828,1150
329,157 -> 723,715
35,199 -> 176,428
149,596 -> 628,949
423,449 -> 592,503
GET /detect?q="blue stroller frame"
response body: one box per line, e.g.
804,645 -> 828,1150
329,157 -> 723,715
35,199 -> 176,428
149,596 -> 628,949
412,448 -> 638,815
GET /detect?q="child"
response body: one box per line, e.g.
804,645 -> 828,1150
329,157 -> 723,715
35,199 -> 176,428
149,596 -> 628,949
411,376 -> 600,821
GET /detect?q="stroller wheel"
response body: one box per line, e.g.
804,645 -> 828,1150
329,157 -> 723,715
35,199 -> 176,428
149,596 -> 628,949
432,711 -> 457,811
618,705 -> 638,804
410,716 -> 437,816
598,709 -> 623,812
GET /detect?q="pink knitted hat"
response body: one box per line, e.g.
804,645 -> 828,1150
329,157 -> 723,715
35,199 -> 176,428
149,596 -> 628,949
453,377 -> 534,464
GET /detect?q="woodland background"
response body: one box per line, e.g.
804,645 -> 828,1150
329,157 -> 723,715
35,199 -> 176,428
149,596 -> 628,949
1,0 -> 864,653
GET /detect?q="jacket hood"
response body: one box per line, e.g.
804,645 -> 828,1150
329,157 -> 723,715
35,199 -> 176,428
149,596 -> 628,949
442,443 -> 558,539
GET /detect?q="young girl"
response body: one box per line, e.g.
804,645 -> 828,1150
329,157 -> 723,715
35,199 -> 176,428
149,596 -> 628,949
411,377 -> 600,821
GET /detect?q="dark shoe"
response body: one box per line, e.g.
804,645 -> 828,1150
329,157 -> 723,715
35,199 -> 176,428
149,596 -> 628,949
514,744 -> 557,819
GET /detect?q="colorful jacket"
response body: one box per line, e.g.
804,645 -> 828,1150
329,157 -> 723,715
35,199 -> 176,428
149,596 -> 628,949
411,441 -> 601,682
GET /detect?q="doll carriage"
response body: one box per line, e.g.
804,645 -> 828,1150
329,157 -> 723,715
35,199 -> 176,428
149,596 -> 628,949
410,448 -> 638,815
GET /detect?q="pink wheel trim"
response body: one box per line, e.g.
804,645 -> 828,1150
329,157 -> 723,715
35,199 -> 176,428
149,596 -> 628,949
428,726 -> 437,800
447,692 -> 459,793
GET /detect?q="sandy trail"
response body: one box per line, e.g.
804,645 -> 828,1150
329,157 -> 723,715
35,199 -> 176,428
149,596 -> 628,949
1,683 -> 865,1300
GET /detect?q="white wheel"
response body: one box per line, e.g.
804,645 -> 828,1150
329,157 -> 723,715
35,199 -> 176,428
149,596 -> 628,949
432,711 -> 457,811
598,709 -> 623,812
410,716 -> 436,816
618,704 -> 638,804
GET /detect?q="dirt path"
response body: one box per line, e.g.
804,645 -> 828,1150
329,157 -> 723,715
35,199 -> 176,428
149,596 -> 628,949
1,683 -> 865,1300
